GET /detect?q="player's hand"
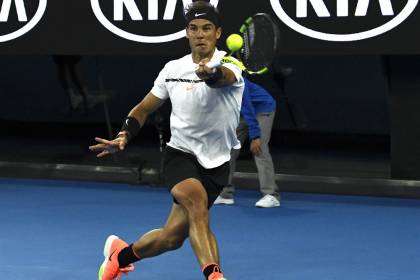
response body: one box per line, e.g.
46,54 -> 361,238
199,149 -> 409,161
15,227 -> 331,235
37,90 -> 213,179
89,133 -> 128,158
195,58 -> 215,80
250,138 -> 262,156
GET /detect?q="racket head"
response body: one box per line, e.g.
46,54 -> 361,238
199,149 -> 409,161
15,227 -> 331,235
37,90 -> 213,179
237,13 -> 280,75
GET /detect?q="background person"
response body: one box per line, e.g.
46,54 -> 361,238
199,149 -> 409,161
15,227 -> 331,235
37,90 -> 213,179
215,78 -> 280,208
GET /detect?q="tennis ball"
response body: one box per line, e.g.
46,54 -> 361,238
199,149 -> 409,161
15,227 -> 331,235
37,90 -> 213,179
226,34 -> 243,52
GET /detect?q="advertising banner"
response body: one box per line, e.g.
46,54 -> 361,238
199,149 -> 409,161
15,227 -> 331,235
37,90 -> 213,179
0,0 -> 418,54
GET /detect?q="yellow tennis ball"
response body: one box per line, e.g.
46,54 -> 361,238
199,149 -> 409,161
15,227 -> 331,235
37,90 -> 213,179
226,34 -> 243,52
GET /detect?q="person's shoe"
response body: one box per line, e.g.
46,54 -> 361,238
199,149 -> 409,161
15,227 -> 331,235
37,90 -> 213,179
98,235 -> 135,280
214,195 -> 234,205
255,194 -> 280,208
208,269 -> 227,280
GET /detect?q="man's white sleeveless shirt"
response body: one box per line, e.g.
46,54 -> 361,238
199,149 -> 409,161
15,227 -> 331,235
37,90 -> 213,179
151,49 -> 244,169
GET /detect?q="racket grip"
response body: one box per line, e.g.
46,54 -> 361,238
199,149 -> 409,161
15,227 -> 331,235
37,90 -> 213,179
206,60 -> 221,69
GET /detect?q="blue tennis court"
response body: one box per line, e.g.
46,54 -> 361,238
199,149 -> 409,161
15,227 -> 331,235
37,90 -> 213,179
0,177 -> 419,280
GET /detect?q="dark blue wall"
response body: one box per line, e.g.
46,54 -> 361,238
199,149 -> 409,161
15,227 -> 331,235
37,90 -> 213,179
0,54 -> 389,135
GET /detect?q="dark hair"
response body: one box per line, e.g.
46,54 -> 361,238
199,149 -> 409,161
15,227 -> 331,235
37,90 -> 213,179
184,0 -> 221,27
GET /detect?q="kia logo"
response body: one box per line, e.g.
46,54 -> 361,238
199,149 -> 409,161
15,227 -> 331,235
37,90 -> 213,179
91,0 -> 219,43
270,0 -> 418,41
0,0 -> 47,42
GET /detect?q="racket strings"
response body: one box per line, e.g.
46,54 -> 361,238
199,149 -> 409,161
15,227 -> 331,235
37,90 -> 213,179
242,30 -> 251,67
241,14 -> 279,73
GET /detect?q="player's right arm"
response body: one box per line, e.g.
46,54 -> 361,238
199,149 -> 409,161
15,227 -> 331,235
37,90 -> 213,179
89,92 -> 165,158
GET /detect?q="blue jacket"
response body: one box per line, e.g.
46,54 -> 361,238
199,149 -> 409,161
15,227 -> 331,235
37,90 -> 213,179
241,78 -> 276,140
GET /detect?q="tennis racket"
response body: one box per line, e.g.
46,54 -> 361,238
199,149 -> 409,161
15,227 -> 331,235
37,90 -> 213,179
207,13 -> 280,75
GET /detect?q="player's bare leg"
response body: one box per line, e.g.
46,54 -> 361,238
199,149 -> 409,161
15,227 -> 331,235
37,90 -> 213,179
171,178 -> 224,279
131,203 -> 189,257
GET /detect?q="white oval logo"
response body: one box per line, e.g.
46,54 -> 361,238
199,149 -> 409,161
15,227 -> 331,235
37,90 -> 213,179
91,0 -> 219,43
0,0 -> 47,43
270,0 -> 418,41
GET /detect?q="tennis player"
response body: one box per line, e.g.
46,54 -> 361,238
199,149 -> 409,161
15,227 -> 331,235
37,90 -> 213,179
89,1 -> 244,280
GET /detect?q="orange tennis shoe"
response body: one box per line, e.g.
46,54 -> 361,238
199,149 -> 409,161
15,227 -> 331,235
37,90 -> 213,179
208,267 -> 227,280
98,235 -> 135,280
208,271 -> 227,280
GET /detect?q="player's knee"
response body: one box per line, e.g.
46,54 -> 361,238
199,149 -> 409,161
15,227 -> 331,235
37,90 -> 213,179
171,180 -> 207,212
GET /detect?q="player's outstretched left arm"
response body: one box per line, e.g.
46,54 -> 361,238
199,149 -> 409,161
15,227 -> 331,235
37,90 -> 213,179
195,58 -> 237,88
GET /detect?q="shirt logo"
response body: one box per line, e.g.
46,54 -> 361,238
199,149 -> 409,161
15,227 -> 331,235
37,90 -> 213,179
90,0 -> 219,43
0,0 -> 47,42
270,0 -> 418,41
